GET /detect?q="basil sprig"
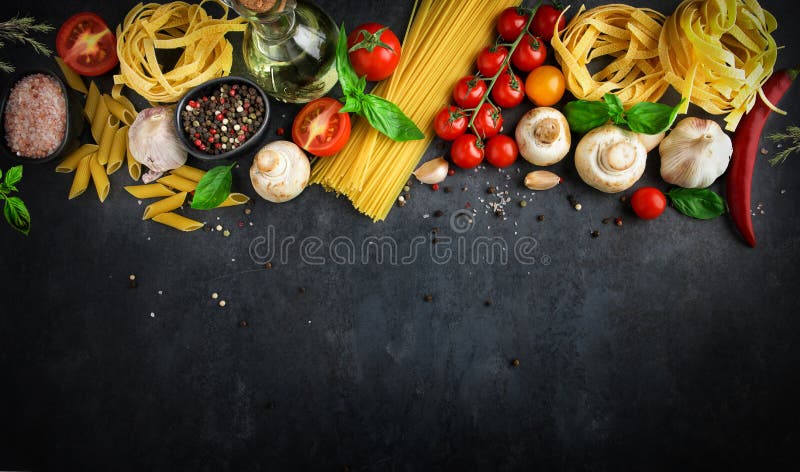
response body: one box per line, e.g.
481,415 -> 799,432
336,25 -> 423,142
0,165 -> 30,235
564,93 -> 684,135
191,162 -> 236,210
667,187 -> 726,220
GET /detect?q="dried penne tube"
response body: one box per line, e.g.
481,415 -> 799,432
56,144 -> 99,173
84,81 -> 101,123
142,191 -> 187,220
158,174 -> 198,193
55,57 -> 88,94
127,142 -> 141,181
89,154 -> 110,202
216,192 -> 250,208
104,95 -> 137,126
90,95 -> 111,143
107,125 -> 129,175
152,212 -> 204,232
171,164 -> 206,182
124,183 -> 176,199
69,154 -> 93,200
97,115 -> 120,165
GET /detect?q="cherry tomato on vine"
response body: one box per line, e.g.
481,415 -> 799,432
491,69 -> 525,108
472,103 -> 503,139
631,187 -> 667,220
433,106 -> 469,141
497,7 -> 530,42
525,65 -> 565,106
453,76 -> 488,109
347,23 -> 401,81
484,135 -> 518,168
476,45 -> 509,78
511,34 -> 547,72
530,5 -> 566,42
292,97 -> 351,156
451,134 -> 485,169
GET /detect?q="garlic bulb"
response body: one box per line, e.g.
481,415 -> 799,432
524,170 -> 561,190
659,117 -> 732,189
250,140 -> 310,203
413,157 -> 449,184
515,107 -> 571,166
128,107 -> 187,183
574,124 -> 647,193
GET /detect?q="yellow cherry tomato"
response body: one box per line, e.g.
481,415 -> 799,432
524,65 -> 566,106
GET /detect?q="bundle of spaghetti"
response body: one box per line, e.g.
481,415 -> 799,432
310,0 -> 518,222
658,0 -> 778,131
552,4 -> 668,107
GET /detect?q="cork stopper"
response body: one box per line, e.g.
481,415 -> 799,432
239,0 -> 283,13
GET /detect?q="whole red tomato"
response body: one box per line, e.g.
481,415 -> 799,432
497,7 -> 530,42
511,34 -> 547,72
347,23 -> 401,81
631,187 -> 667,220
531,5 -> 566,42
476,45 -> 509,78
451,134 -> 484,169
491,69 -> 525,108
484,135 -> 518,168
472,103 -> 503,139
453,76 -> 488,109
433,106 -> 469,141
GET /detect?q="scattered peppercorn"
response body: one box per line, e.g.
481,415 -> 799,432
423,294 -> 433,302
211,293 -> 219,299
574,203 -> 582,211
537,214 -> 545,221
431,183 -> 439,191
299,287 -> 306,293
431,227 -> 439,234
433,210 -> 444,217
487,186 -> 496,194
239,320 -> 248,327
276,127 -> 285,136
444,186 -> 453,193
448,168 -> 455,176
619,195 -> 628,203
219,300 -> 227,307
484,299 -> 493,306
591,230 -> 600,238
403,185 -> 410,192
614,217 -> 623,227
495,208 -> 505,217
511,359 -> 520,367
129,274 -> 136,281
432,237 -> 439,244
602,218 -> 611,225
244,208 -> 252,215
223,229 -> 231,237
519,200 -> 527,207
264,262 -> 272,269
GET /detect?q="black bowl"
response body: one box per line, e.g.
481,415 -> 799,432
174,76 -> 270,161
0,68 -> 84,165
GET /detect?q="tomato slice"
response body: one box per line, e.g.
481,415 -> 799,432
291,97 -> 351,157
56,12 -> 118,77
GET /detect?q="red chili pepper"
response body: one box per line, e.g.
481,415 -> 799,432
727,67 -> 798,247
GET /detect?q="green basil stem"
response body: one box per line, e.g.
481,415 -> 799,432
466,1 -> 543,135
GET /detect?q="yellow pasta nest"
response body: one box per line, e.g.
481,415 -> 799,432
659,0 -> 778,131
114,0 -> 246,104
552,4 -> 668,107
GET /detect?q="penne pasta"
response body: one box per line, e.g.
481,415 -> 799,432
97,115 -> 120,165
216,192 -> 250,208
89,154 -> 110,202
171,164 -> 206,182
90,95 -> 111,143
152,212 -> 204,232
84,81 -> 101,123
127,144 -> 141,181
157,174 -> 198,193
104,95 -> 136,126
142,191 -> 187,220
124,183 -> 176,199
55,57 -> 88,94
107,125 -> 129,175
56,144 -> 99,173
68,154 -> 93,200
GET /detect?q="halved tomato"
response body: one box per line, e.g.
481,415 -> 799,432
56,12 -> 118,77
291,97 -> 351,157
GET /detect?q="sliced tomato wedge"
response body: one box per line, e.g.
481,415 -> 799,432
56,12 -> 118,77
291,97 -> 351,157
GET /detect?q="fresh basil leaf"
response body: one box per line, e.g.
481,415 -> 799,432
336,24 -> 360,97
360,94 -> 424,142
4,196 -> 30,235
603,93 -> 625,124
626,100 -> 684,135
0,168 -> 3,180
667,187 -> 726,220
191,162 -> 236,210
339,92 -> 363,114
4,165 -> 22,187
563,100 -> 610,134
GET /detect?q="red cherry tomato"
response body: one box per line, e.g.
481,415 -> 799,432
631,187 -> 667,220
484,135 -> 518,168
497,7 -> 530,42
531,5 -> 566,42
433,106 -> 469,141
291,97 -> 351,156
472,103 -> 503,139
453,76 -> 488,109
511,34 -> 547,72
476,45 -> 509,78
56,12 -> 118,76
347,23 -> 401,81
491,69 -> 525,108
451,134 -> 485,169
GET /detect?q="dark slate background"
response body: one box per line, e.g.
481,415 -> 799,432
2,0 -> 800,470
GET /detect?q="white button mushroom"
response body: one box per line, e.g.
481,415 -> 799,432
249,140 -> 310,203
514,107 -> 571,166
574,124 -> 648,193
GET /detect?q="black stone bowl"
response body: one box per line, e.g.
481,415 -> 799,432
174,76 -> 270,161
0,68 -> 84,165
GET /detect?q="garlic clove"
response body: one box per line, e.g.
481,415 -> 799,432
659,117 -> 732,189
413,156 -> 449,184
524,170 -> 561,190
